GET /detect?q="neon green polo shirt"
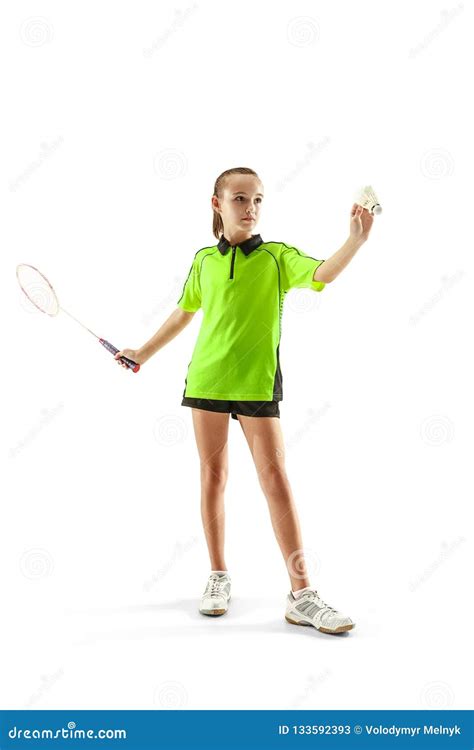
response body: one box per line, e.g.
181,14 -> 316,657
177,234 -> 326,401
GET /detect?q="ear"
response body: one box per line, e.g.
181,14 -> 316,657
211,195 -> 221,213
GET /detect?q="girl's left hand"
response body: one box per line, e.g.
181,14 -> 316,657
349,203 -> 375,243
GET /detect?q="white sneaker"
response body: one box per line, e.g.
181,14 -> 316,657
199,573 -> 231,616
285,588 -> 355,634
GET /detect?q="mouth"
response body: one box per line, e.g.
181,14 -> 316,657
242,217 -> 255,222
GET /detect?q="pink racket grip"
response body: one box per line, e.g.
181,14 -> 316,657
99,338 -> 141,373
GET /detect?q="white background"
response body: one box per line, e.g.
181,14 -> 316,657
1,0 -> 472,711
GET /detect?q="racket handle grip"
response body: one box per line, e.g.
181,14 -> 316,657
99,339 -> 141,373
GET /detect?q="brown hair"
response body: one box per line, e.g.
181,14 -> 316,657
212,167 -> 260,239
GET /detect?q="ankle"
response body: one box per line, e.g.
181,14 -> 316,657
291,584 -> 312,597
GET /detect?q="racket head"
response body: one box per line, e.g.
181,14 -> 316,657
16,263 -> 59,316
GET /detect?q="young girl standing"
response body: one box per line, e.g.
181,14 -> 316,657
116,167 -> 374,635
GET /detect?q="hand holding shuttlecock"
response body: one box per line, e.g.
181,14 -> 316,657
349,185 -> 381,243
355,185 -> 382,215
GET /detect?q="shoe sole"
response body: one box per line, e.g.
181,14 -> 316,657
285,614 -> 355,634
199,595 -> 231,617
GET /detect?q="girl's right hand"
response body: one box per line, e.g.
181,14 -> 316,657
114,349 -> 146,368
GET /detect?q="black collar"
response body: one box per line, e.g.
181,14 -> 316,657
217,234 -> 264,256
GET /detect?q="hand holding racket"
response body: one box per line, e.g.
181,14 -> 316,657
16,264 -> 141,373
114,348 -> 144,369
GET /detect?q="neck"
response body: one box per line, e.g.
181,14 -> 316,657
223,229 -> 253,246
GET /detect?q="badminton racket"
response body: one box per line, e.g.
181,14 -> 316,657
16,263 -> 140,373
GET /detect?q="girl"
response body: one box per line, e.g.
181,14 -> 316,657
115,167 -> 374,635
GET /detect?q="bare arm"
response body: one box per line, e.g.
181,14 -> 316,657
115,308 -> 197,368
313,236 -> 364,283
137,307 -> 197,363
313,204 -> 375,283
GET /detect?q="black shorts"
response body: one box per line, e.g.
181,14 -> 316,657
181,396 -> 280,420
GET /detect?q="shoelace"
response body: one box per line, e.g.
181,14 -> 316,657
300,589 -> 337,615
205,575 -> 228,598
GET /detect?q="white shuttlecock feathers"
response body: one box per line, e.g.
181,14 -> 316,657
355,185 -> 382,215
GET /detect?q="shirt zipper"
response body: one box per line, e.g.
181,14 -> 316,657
229,245 -> 236,279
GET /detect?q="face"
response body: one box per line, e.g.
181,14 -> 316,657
212,174 -> 264,242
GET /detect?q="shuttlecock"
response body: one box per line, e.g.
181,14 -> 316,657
355,185 -> 382,215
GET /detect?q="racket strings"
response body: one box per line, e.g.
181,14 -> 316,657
16,264 -> 100,338
16,264 -> 59,316
16,263 -> 139,371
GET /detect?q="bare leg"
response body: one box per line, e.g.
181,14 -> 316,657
237,414 -> 311,592
191,408 -> 230,571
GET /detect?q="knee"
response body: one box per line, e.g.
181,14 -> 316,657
258,464 -> 290,494
200,463 -> 228,492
